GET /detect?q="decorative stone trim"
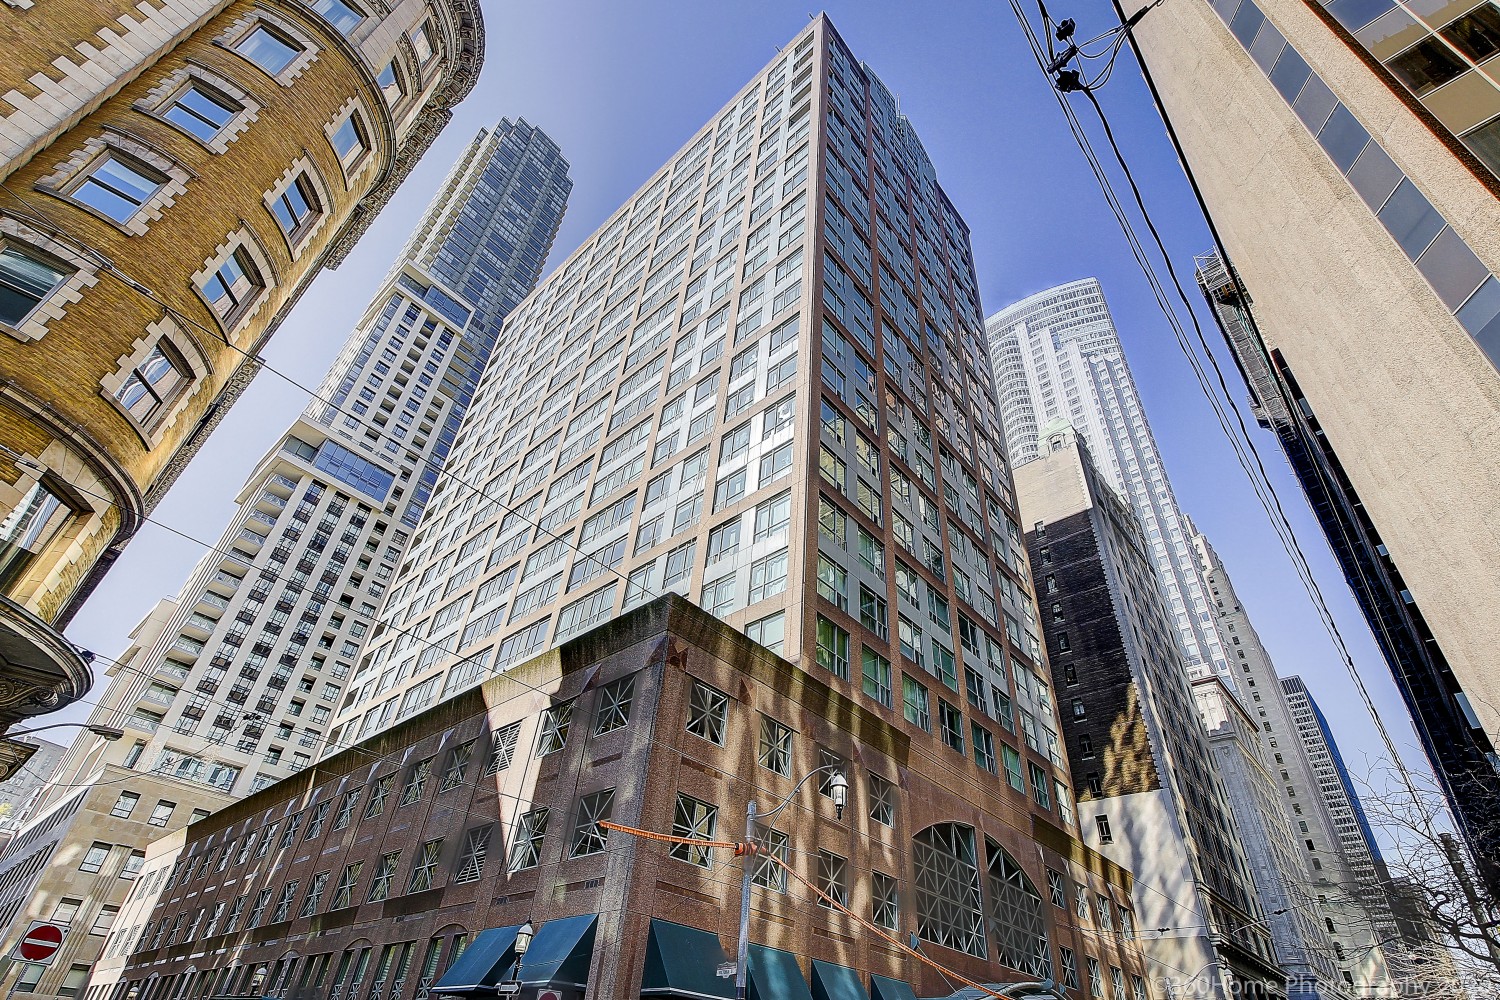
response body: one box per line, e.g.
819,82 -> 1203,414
190,225 -> 278,341
263,155 -> 333,261
323,97 -> 378,191
0,215 -> 100,343
133,62 -> 263,154
0,0 -> 221,172
214,7 -> 319,87
97,315 -> 211,448
35,129 -> 189,236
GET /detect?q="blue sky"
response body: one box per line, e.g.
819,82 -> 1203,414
64,1 -> 1431,792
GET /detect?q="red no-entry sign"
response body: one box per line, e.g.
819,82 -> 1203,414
14,922 -> 64,964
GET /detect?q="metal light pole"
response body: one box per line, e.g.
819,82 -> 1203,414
6,723 -> 123,741
735,765 -> 848,1000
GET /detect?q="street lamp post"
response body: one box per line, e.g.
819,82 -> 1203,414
6,722 -> 123,742
735,764 -> 848,1000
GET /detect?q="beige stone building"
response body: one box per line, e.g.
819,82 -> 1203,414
1121,0 -> 1500,891
0,0 -> 483,757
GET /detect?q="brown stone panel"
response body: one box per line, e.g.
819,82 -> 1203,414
109,597 -> 1150,1000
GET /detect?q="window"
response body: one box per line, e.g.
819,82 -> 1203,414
872,871 -> 898,929
939,700 -> 965,754
753,492 -> 791,540
110,791 -> 140,818
331,862 -> 362,908
400,756 -> 433,805
201,247 -> 264,322
972,723 -> 996,775
270,173 -> 320,239
70,153 -> 164,223
816,555 -> 848,610
309,0 -> 362,33
408,839 -> 443,892
757,716 -> 792,775
817,850 -> 849,907
364,774 -> 394,817
440,740 -> 474,792
113,342 -> 192,426
509,808 -> 548,871
300,870 -> 330,917
1002,745 -> 1024,792
570,788 -> 615,857
861,648 -> 892,708
120,851 -> 144,880
0,242 -> 71,329
1059,948 -> 1078,989
58,965 -> 89,998
1087,958 -> 1104,996
90,906 -> 119,936
536,699 -> 574,756
1095,814 -> 1113,844
686,680 -> 728,745
235,24 -> 302,76
80,841 -> 112,874
594,676 -> 635,734
272,880 -> 299,922
162,83 -> 240,142
748,550 -> 788,602
333,790 -> 359,830
746,611 -> 785,655
51,898 -> 82,924
330,111 -> 368,165
1029,763 -> 1052,809
13,965 -> 42,994
368,851 -> 400,901
869,771 -> 895,826
902,675 -> 930,731
411,20 -> 436,62
752,827 -> 789,891
758,442 -> 793,483
455,826 -> 491,883
486,722 -> 521,774
669,794 -> 717,867
377,61 -> 404,103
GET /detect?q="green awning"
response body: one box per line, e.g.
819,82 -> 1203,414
518,914 -> 598,990
810,961 -> 868,1000
640,919 -> 734,1000
749,945 -> 812,1000
432,926 -> 522,994
868,975 -> 919,1000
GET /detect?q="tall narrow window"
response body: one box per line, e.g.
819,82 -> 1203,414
509,808 -> 548,872
454,826 -> 491,883
201,247 -> 263,323
377,62 -> 404,103
270,174 -> 320,239
0,480 -> 74,591
570,789 -> 614,857
0,243 -> 70,327
330,112 -> 368,165
114,344 -> 189,425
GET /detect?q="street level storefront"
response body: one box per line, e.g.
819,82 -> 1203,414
92,597 -> 1147,1000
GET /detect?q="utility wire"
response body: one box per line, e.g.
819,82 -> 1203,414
1006,1 -> 1415,788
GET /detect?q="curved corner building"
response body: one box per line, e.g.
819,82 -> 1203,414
0,0 -> 483,752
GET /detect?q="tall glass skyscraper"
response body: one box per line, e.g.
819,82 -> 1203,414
986,278 -> 1231,684
0,121 -> 569,992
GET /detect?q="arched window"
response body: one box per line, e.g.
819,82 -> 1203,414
912,823 -> 987,958
985,838 -> 1050,977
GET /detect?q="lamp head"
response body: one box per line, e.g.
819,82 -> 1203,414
515,920 -> 534,957
829,771 -> 849,819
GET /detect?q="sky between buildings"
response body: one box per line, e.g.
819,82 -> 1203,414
61,0 -> 1433,811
